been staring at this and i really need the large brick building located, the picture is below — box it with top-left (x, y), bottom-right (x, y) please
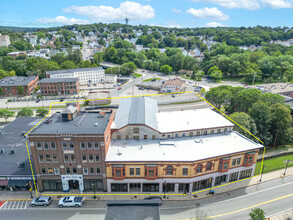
top-left (39, 78), bottom-right (80, 95)
top-left (28, 106), bottom-right (114, 192)
top-left (106, 97), bottom-right (263, 194)
top-left (0, 76), bottom-right (39, 96)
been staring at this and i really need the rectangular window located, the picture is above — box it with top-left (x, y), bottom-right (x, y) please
top-left (41, 168), bottom-right (46, 174)
top-left (116, 170), bottom-right (121, 177)
top-left (83, 168), bottom-right (88, 175)
top-left (249, 157), bottom-right (253, 164)
top-left (148, 169), bottom-right (154, 177)
top-left (175, 134), bottom-right (178, 138)
top-left (125, 135), bottom-right (129, 140)
top-left (88, 142), bottom-right (92, 150)
top-left (80, 142), bottom-right (86, 150)
top-left (232, 158), bottom-right (236, 166)
top-left (95, 155), bottom-right (100, 162)
top-left (82, 155), bottom-right (87, 163)
top-left (62, 142), bottom-right (67, 150)
top-left (48, 168), bottom-right (53, 175)
top-left (50, 142), bottom-right (56, 150)
top-left (96, 167), bottom-right (101, 174)
top-left (152, 135), bottom-right (156, 140)
top-left (94, 142), bottom-right (100, 150)
top-left (130, 168), bottom-right (134, 176)
top-left (217, 129), bottom-right (221, 133)
top-left (182, 133), bottom-right (186, 137)
top-left (239, 169), bottom-right (252, 180)
top-left (189, 132), bottom-right (193, 137)
top-left (39, 155), bottom-right (44, 163)
top-left (36, 142), bottom-right (42, 150)
top-left (46, 155), bottom-right (51, 163)
top-left (167, 134), bottom-right (171, 138)
top-left (71, 155), bottom-right (76, 163)
top-left (203, 130), bottom-right (207, 135)
top-left (133, 127), bottom-right (139, 134)
top-left (52, 155), bottom-right (58, 163)
top-left (44, 142), bottom-right (49, 150)
top-left (182, 168), bottom-right (188, 176)
top-left (90, 167), bottom-right (94, 175)
top-left (54, 168), bottom-right (60, 175)
top-left (64, 155), bottom-right (69, 163)
top-left (136, 168), bottom-right (140, 176)
top-left (89, 155), bottom-right (94, 163)
top-left (133, 135), bottom-right (139, 140)
top-left (72, 168), bottom-right (77, 174)
top-left (237, 157), bottom-right (241, 165)
top-left (229, 172), bottom-right (239, 182)
top-left (69, 142), bottom-right (74, 150)
top-left (66, 168), bottom-right (70, 174)
top-left (224, 162), bottom-right (229, 170)
top-left (196, 131), bottom-right (200, 136)
top-left (211, 130), bottom-right (214, 134)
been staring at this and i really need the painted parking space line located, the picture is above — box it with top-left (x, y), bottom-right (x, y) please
top-left (0, 201), bottom-right (6, 209)
top-left (0, 201), bottom-right (30, 210)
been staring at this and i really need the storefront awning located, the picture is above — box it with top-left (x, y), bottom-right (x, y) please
top-left (8, 180), bottom-right (29, 187)
top-left (0, 180), bottom-right (9, 186)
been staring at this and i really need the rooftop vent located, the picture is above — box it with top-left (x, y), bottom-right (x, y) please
top-left (17, 162), bottom-right (25, 168)
top-left (117, 150), bottom-right (122, 156)
top-left (94, 123), bottom-right (98, 126)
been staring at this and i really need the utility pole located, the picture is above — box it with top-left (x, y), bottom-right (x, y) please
top-left (283, 159), bottom-right (292, 176)
top-left (259, 164), bottom-right (266, 182)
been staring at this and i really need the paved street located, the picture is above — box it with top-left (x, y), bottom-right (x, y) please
top-left (1, 175), bottom-right (293, 219)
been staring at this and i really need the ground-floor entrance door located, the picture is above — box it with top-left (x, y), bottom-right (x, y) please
top-left (69, 180), bottom-right (79, 190)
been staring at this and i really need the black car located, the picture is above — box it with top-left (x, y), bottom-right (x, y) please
top-left (36, 99), bottom-right (40, 103)
top-left (144, 196), bottom-right (162, 205)
top-left (59, 98), bottom-right (65, 102)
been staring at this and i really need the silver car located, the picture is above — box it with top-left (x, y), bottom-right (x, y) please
top-left (31, 196), bottom-right (52, 207)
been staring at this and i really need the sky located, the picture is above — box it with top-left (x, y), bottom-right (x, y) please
top-left (1, 0), bottom-right (293, 28)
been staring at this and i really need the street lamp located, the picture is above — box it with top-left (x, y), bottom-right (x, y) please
top-left (92, 182), bottom-right (96, 199)
top-left (163, 180), bottom-right (166, 199)
top-left (259, 165), bottom-right (266, 182)
top-left (283, 159), bottom-right (292, 176)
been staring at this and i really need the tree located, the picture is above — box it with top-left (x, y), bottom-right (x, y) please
top-left (120, 62), bottom-right (137, 75)
top-left (36, 108), bottom-right (49, 117)
top-left (17, 108), bottom-right (33, 117)
top-left (0, 109), bottom-right (15, 122)
top-left (17, 86), bottom-right (25, 95)
top-left (248, 101), bottom-right (272, 145)
top-left (0, 69), bottom-right (9, 79)
top-left (205, 85), bottom-right (232, 109)
top-left (160, 65), bottom-right (173, 74)
top-left (93, 52), bottom-right (103, 65)
top-left (229, 112), bottom-right (257, 138)
top-left (270, 103), bottom-right (292, 146)
top-left (249, 208), bottom-right (265, 220)
top-left (207, 66), bottom-right (222, 80)
top-left (61, 60), bottom-right (76, 69)
top-left (0, 87), bottom-right (3, 96)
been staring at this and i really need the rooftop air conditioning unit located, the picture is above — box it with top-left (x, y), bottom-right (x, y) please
top-left (17, 162), bottom-right (25, 168)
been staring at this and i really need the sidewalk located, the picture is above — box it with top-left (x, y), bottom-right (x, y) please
top-left (1, 166), bottom-right (293, 202)
top-left (258, 148), bottom-right (293, 160)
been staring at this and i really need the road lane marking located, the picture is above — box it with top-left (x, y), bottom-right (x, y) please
top-left (208, 193), bottom-right (293, 219)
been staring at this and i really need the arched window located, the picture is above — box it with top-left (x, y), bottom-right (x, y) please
top-left (166, 166), bottom-right (173, 175)
top-left (196, 164), bottom-right (202, 173)
top-left (206, 162), bottom-right (212, 171)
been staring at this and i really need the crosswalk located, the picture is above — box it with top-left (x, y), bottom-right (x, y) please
top-left (0, 201), bottom-right (31, 210)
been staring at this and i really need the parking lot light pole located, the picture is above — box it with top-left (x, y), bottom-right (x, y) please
top-left (259, 165), bottom-right (266, 182)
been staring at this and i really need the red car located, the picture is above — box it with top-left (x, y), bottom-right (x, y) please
top-left (117, 87), bottom-right (122, 90)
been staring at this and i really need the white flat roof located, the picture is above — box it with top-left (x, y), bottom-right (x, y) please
top-left (156, 109), bottom-right (234, 133)
top-left (106, 131), bottom-right (263, 162)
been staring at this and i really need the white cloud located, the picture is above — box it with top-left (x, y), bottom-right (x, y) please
top-left (63, 1), bottom-right (155, 23)
top-left (186, 7), bottom-right (229, 21)
top-left (192, 0), bottom-right (293, 10)
top-left (171, 8), bottom-right (182, 13)
top-left (260, 0), bottom-right (293, 9)
top-left (36, 16), bottom-right (89, 25)
top-left (205, 22), bottom-right (226, 27)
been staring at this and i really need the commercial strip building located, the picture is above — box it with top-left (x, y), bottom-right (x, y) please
top-left (250, 83), bottom-right (293, 98)
top-left (39, 78), bottom-right (80, 95)
top-left (28, 105), bottom-right (114, 192)
top-left (0, 117), bottom-right (42, 191)
top-left (46, 67), bottom-right (117, 85)
top-left (160, 78), bottom-right (185, 93)
top-left (106, 97), bottom-right (262, 194)
top-left (0, 76), bottom-right (39, 96)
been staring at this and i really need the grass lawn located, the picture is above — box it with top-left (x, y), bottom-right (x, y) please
top-left (254, 154), bottom-right (293, 175)
top-left (133, 73), bottom-right (142, 78)
top-left (142, 78), bottom-right (161, 82)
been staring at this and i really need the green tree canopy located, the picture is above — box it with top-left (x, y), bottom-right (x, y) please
top-left (229, 112), bottom-right (257, 138)
top-left (17, 108), bottom-right (33, 117)
top-left (249, 208), bottom-right (266, 220)
top-left (0, 109), bottom-right (15, 122)
top-left (36, 108), bottom-right (49, 117)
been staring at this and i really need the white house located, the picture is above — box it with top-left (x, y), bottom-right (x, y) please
top-left (160, 78), bottom-right (185, 93)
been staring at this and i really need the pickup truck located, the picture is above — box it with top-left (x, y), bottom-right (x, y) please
top-left (58, 196), bottom-right (85, 207)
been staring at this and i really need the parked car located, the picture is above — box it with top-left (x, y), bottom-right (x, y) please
top-left (93, 83), bottom-right (97, 86)
top-left (172, 94), bottom-right (175, 98)
top-left (117, 87), bottom-right (122, 90)
top-left (144, 196), bottom-right (162, 205)
top-left (36, 99), bottom-right (40, 103)
top-left (31, 196), bottom-right (52, 207)
top-left (58, 196), bottom-right (85, 208)
top-left (59, 98), bottom-right (65, 102)
top-left (151, 78), bottom-right (156, 82)
top-left (138, 87), bottom-right (142, 90)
